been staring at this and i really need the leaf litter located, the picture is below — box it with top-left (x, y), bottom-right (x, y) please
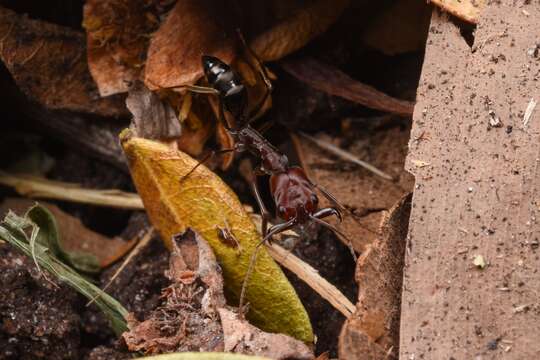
top-left (124, 228), bottom-right (313, 359)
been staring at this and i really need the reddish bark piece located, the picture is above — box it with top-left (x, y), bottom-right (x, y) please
top-left (83, 0), bottom-right (159, 96)
top-left (281, 57), bottom-right (415, 116)
top-left (144, 0), bottom-right (236, 90)
top-left (0, 6), bottom-right (126, 118)
top-left (0, 198), bottom-right (137, 268)
top-left (339, 194), bottom-right (411, 360)
top-left (292, 125), bottom-right (414, 253)
top-left (401, 4), bottom-right (540, 359)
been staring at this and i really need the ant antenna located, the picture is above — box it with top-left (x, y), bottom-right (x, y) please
top-left (309, 215), bottom-right (357, 261)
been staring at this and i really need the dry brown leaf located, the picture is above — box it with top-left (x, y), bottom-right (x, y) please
top-left (144, 0), bottom-right (236, 90)
top-left (0, 6), bottom-right (126, 117)
top-left (338, 194), bottom-right (411, 360)
top-left (126, 82), bottom-right (181, 140)
top-left (251, 0), bottom-right (350, 61)
top-left (219, 308), bottom-right (313, 360)
top-left (83, 0), bottom-right (160, 96)
top-left (281, 57), bottom-right (414, 116)
top-left (123, 229), bottom-right (225, 354)
top-left (0, 198), bottom-right (137, 268)
top-left (430, 0), bottom-right (485, 24)
top-left (362, 0), bottom-right (432, 55)
top-left (291, 127), bottom-right (413, 253)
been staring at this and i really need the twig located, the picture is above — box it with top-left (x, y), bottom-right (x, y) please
top-left (87, 227), bottom-right (155, 306)
top-left (523, 98), bottom-right (537, 127)
top-left (299, 132), bottom-right (394, 180)
top-left (265, 242), bottom-right (356, 318)
top-left (0, 171), bottom-right (144, 210)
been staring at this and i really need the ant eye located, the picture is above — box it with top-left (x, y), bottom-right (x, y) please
top-left (311, 195), bottom-right (318, 205)
top-left (278, 206), bottom-right (287, 217)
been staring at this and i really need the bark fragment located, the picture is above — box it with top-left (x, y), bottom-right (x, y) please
top-left (401, 3), bottom-right (540, 358)
top-left (339, 194), bottom-right (411, 360)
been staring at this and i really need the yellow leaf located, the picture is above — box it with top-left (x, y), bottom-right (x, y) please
top-left (120, 130), bottom-right (313, 343)
top-left (251, 0), bottom-right (350, 62)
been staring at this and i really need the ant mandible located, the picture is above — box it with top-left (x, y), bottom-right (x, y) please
top-left (172, 33), bottom-right (355, 311)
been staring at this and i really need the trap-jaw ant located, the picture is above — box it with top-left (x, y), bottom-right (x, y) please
top-left (173, 45), bottom-right (355, 311)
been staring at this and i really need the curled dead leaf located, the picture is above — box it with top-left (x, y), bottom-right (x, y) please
top-left (83, 0), bottom-right (159, 96)
top-left (144, 0), bottom-right (236, 89)
top-left (251, 0), bottom-right (350, 61)
top-left (120, 130), bottom-right (313, 342)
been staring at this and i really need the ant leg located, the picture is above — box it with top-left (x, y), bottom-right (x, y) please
top-left (249, 175), bottom-right (271, 237)
top-left (238, 217), bottom-right (296, 316)
top-left (309, 214), bottom-right (357, 262)
top-left (312, 207), bottom-right (342, 222)
top-left (313, 183), bottom-right (347, 216)
top-left (246, 165), bottom-right (272, 236)
top-left (180, 148), bottom-right (236, 183)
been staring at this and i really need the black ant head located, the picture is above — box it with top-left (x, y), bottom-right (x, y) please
top-left (270, 167), bottom-right (319, 224)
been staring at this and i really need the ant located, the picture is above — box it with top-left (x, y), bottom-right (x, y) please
top-left (170, 34), bottom-right (355, 312)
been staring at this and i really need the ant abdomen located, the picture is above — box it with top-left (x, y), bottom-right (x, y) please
top-left (202, 55), bottom-right (247, 120)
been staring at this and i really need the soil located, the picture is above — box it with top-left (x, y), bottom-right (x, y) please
top-left (0, 245), bottom-right (82, 360)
